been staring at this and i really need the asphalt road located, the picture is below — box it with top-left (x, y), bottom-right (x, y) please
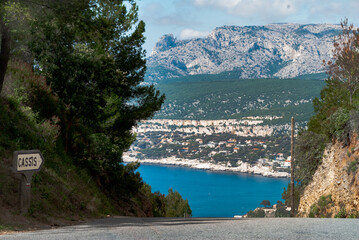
top-left (1, 217), bottom-right (359, 240)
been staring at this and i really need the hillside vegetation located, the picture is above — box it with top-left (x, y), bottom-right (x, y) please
top-left (155, 76), bottom-right (325, 125)
top-left (282, 20), bottom-right (359, 217)
top-left (0, 0), bottom-right (190, 230)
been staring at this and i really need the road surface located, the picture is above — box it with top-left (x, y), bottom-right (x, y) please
top-left (1, 217), bottom-right (359, 240)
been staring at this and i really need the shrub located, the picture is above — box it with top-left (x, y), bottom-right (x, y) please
top-left (348, 210), bottom-right (359, 218)
top-left (166, 188), bottom-right (192, 217)
top-left (275, 205), bottom-right (290, 217)
top-left (335, 110), bottom-right (359, 146)
top-left (294, 131), bottom-right (328, 186)
top-left (347, 160), bottom-right (358, 174)
top-left (308, 195), bottom-right (333, 218)
top-left (282, 183), bottom-right (302, 214)
top-left (328, 108), bottom-right (350, 140)
top-left (247, 209), bottom-right (265, 218)
top-left (334, 206), bottom-right (347, 218)
top-left (141, 184), bottom-right (166, 217)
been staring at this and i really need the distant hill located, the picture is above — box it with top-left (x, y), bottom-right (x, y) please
top-left (153, 74), bottom-right (325, 125)
top-left (146, 23), bottom-right (340, 82)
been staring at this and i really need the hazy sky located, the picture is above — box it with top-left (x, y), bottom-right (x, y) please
top-left (137, 0), bottom-right (359, 56)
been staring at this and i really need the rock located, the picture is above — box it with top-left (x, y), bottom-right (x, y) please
top-left (297, 139), bottom-right (359, 217)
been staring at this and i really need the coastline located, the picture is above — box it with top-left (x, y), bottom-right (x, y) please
top-left (123, 154), bottom-right (290, 178)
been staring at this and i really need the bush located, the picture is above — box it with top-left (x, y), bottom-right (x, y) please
top-left (141, 184), bottom-right (166, 217)
top-left (328, 108), bottom-right (350, 141)
top-left (334, 206), bottom-right (347, 218)
top-left (294, 131), bottom-right (328, 186)
top-left (282, 183), bottom-right (302, 215)
top-left (247, 209), bottom-right (265, 218)
top-left (348, 210), bottom-right (359, 218)
top-left (308, 195), bottom-right (333, 218)
top-left (275, 205), bottom-right (290, 217)
top-left (347, 160), bottom-right (358, 174)
top-left (165, 188), bottom-right (192, 217)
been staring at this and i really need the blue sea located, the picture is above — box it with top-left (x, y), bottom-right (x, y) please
top-left (136, 163), bottom-right (290, 217)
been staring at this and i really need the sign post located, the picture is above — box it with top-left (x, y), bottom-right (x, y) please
top-left (13, 150), bottom-right (45, 214)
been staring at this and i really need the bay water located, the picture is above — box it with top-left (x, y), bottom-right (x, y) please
top-left (137, 163), bottom-right (290, 217)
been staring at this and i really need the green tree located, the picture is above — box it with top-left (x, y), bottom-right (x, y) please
top-left (0, 1), bottom-right (11, 92)
top-left (166, 188), bottom-right (192, 217)
top-left (308, 78), bottom-right (348, 135)
top-left (29, 0), bottom-right (165, 198)
top-left (324, 19), bottom-right (359, 107)
top-left (310, 19), bottom-right (359, 136)
top-left (282, 183), bottom-right (301, 215)
top-left (0, 0), bottom-right (33, 93)
top-left (260, 200), bottom-right (271, 208)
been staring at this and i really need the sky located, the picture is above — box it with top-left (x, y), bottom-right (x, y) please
top-left (137, 0), bottom-right (359, 56)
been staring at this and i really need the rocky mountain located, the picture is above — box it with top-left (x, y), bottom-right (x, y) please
top-left (146, 24), bottom-right (341, 82)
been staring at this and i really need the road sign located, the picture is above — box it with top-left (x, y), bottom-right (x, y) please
top-left (13, 150), bottom-right (44, 172)
top-left (13, 150), bottom-right (45, 214)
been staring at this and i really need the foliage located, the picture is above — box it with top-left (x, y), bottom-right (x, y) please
top-left (140, 184), bottom-right (166, 217)
top-left (308, 78), bottom-right (349, 135)
top-left (0, 96), bottom-right (118, 221)
top-left (27, 0), bottom-right (165, 201)
top-left (334, 206), bottom-right (347, 218)
top-left (282, 19), bottom-right (359, 218)
top-left (140, 185), bottom-right (192, 217)
top-left (308, 195), bottom-right (333, 218)
top-left (308, 19), bottom-right (359, 140)
top-left (0, 225), bottom-right (14, 231)
top-left (282, 183), bottom-right (302, 215)
top-left (347, 159), bottom-right (358, 174)
top-left (294, 131), bottom-right (327, 186)
top-left (348, 210), bottom-right (359, 218)
top-left (275, 201), bottom-right (290, 217)
top-left (324, 19), bottom-right (359, 106)
top-left (165, 188), bottom-right (192, 217)
top-left (155, 77), bottom-right (324, 124)
top-left (247, 209), bottom-right (265, 218)
top-left (333, 206), bottom-right (359, 218)
top-left (260, 200), bottom-right (271, 208)
top-left (0, 0), bottom-right (194, 226)
top-left (0, 0), bottom-right (36, 94)
top-left (275, 208), bottom-right (290, 217)
top-left (328, 108), bottom-right (350, 140)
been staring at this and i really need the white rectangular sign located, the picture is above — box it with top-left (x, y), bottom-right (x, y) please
top-left (13, 150), bottom-right (44, 172)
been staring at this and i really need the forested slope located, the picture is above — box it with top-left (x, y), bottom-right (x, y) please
top-left (155, 76), bottom-right (325, 125)
top-left (0, 0), bottom-right (190, 230)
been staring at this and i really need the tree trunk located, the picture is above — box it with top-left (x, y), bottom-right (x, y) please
top-left (0, 22), bottom-right (11, 94)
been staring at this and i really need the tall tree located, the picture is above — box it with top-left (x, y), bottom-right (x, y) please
top-left (324, 19), bottom-right (359, 107)
top-left (0, 0), bottom-right (36, 94)
top-left (0, 0), bottom-right (13, 93)
top-left (30, 0), bottom-right (165, 195)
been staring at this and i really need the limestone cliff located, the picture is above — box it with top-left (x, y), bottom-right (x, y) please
top-left (147, 24), bottom-right (341, 82)
top-left (298, 138), bottom-right (359, 217)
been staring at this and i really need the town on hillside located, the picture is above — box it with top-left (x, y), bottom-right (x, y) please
top-left (127, 118), bottom-right (293, 174)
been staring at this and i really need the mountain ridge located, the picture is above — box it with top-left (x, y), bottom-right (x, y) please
top-left (146, 23), bottom-right (341, 82)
